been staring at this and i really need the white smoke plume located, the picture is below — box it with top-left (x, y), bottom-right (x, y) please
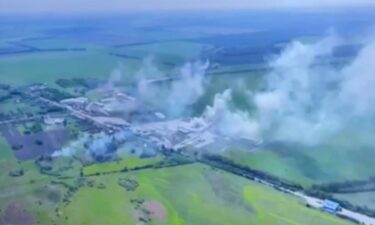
top-left (136, 60), bottom-right (209, 117)
top-left (203, 89), bottom-right (261, 142)
top-left (166, 61), bottom-right (209, 117)
top-left (254, 36), bottom-right (375, 145)
top-left (54, 35), bottom-right (375, 157)
top-left (52, 134), bottom-right (89, 157)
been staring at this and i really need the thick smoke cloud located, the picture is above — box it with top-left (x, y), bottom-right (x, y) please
top-left (166, 61), bottom-right (209, 117)
top-left (52, 131), bottom-right (131, 159)
top-left (136, 60), bottom-right (209, 117)
top-left (53, 36), bottom-right (375, 158)
top-left (202, 89), bottom-right (261, 142)
top-left (338, 42), bottom-right (375, 115)
top-left (254, 36), bottom-right (375, 145)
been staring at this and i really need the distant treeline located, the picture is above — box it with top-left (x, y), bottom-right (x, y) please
top-left (56, 78), bottom-right (104, 89)
top-left (312, 177), bottom-right (375, 194)
top-left (83, 153), bottom-right (194, 177)
top-left (0, 47), bottom-right (86, 56)
top-left (200, 154), bottom-right (303, 192)
top-left (41, 88), bottom-right (74, 101)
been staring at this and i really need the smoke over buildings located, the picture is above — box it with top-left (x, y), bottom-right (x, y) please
top-left (53, 34), bottom-right (375, 159)
top-left (202, 89), bottom-right (261, 142)
top-left (135, 60), bottom-right (210, 117)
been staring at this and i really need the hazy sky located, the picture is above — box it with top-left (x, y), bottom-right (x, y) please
top-left (1, 0), bottom-right (375, 14)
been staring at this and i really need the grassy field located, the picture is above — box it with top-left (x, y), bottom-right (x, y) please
top-left (222, 127), bottom-right (375, 188)
top-left (335, 191), bottom-right (375, 210)
top-left (116, 41), bottom-right (211, 65)
top-left (0, 50), bottom-right (141, 86)
top-left (0, 136), bottom-right (354, 225)
top-left (0, 136), bottom-right (52, 188)
top-left (0, 98), bottom-right (40, 114)
top-left (20, 38), bottom-right (89, 49)
top-left (83, 155), bottom-right (164, 176)
top-left (58, 164), bottom-right (352, 225)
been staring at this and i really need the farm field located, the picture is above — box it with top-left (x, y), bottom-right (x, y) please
top-left (0, 145), bottom-right (353, 225)
top-left (57, 164), bottom-right (352, 225)
top-left (0, 136), bottom-right (51, 190)
top-left (0, 50), bottom-right (142, 86)
top-left (113, 41), bottom-right (211, 66)
top-left (83, 155), bottom-right (165, 176)
top-left (223, 134), bottom-right (375, 188)
top-left (335, 192), bottom-right (375, 211)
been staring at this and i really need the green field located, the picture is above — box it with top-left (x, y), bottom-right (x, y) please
top-left (83, 155), bottom-right (164, 176)
top-left (57, 164), bottom-right (352, 225)
top-left (21, 38), bottom-right (89, 49)
top-left (335, 191), bottom-right (375, 210)
top-left (0, 136), bottom-right (54, 203)
top-left (223, 128), bottom-right (375, 188)
top-left (116, 41), bottom-right (211, 65)
top-left (0, 138), bottom-right (354, 225)
top-left (0, 50), bottom-right (141, 86)
top-left (0, 98), bottom-right (40, 114)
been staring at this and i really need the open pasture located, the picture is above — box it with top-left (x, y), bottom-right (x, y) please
top-left (59, 164), bottom-right (352, 225)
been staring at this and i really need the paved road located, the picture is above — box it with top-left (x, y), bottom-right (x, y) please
top-left (291, 191), bottom-right (375, 225)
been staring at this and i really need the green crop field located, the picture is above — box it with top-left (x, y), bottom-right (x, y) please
top-left (223, 127), bottom-right (375, 187)
top-left (0, 137), bottom-right (51, 191)
top-left (116, 41), bottom-right (211, 65)
top-left (20, 38), bottom-right (89, 49)
top-left (0, 50), bottom-right (141, 86)
top-left (335, 191), bottom-right (375, 210)
top-left (83, 155), bottom-right (164, 176)
top-left (1, 149), bottom-right (353, 225)
top-left (56, 164), bottom-right (352, 225)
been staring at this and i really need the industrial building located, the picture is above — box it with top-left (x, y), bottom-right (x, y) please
top-left (321, 200), bottom-right (341, 214)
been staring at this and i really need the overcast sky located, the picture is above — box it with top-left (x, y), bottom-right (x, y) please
top-left (1, 0), bottom-right (375, 14)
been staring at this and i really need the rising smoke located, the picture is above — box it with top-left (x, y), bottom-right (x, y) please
top-left (53, 35), bottom-right (375, 158)
top-left (202, 89), bottom-right (261, 142)
top-left (166, 61), bottom-right (209, 117)
top-left (136, 60), bottom-right (209, 117)
top-left (254, 36), bottom-right (375, 145)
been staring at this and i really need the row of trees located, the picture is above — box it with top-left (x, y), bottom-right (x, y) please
top-left (200, 154), bottom-right (303, 192)
top-left (56, 78), bottom-right (102, 89)
top-left (311, 177), bottom-right (375, 193)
